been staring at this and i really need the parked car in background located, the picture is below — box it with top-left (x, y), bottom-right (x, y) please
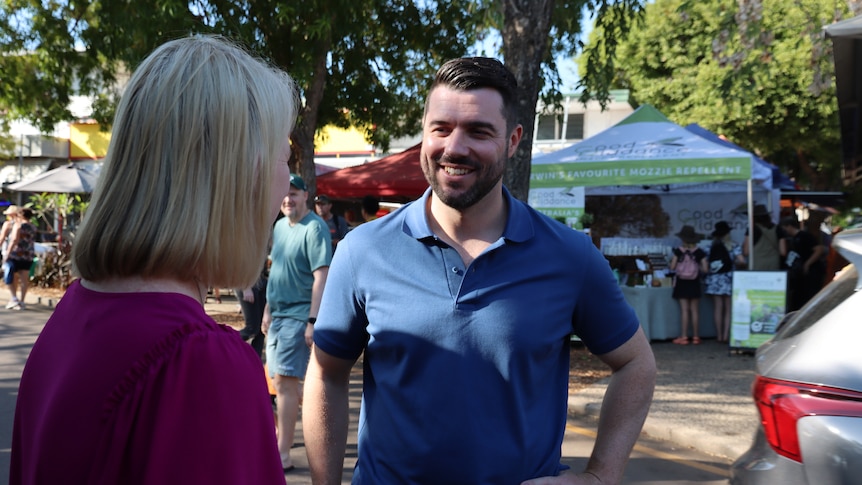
top-left (730, 227), bottom-right (862, 484)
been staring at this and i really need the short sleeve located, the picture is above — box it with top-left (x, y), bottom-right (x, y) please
top-left (314, 238), bottom-right (368, 360)
top-left (572, 240), bottom-right (640, 355)
top-left (307, 218), bottom-right (333, 271)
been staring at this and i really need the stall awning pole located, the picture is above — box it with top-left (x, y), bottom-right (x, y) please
top-left (747, 179), bottom-right (755, 270)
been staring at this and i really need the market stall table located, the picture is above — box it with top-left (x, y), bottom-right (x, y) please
top-left (620, 286), bottom-right (716, 341)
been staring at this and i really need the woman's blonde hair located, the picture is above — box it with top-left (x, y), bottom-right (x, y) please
top-left (73, 35), bottom-right (298, 288)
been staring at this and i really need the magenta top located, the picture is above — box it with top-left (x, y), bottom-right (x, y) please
top-left (11, 280), bottom-right (285, 484)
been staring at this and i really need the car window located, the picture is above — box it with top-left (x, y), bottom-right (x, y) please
top-left (776, 265), bottom-right (859, 339)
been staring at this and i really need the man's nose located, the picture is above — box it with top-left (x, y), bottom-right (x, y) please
top-left (442, 129), bottom-right (471, 159)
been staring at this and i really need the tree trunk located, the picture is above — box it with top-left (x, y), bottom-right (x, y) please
top-left (795, 147), bottom-right (827, 190)
top-left (289, 33), bottom-right (333, 206)
top-left (500, 0), bottom-right (555, 201)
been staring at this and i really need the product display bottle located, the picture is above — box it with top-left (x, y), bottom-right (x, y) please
top-left (732, 289), bottom-right (751, 325)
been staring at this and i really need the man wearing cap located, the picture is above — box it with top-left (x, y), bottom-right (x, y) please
top-left (313, 194), bottom-right (349, 252)
top-left (262, 174), bottom-right (332, 473)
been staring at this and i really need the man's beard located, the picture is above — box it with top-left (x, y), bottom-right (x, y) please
top-left (422, 154), bottom-right (505, 210)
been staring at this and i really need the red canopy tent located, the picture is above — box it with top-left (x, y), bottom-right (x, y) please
top-left (315, 143), bottom-right (427, 202)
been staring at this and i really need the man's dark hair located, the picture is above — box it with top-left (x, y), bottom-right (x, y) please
top-left (21, 208), bottom-right (33, 219)
top-left (361, 195), bottom-right (379, 216)
top-left (426, 57), bottom-right (519, 131)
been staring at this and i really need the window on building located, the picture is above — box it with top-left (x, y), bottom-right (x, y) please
top-left (536, 113), bottom-right (585, 140)
top-left (536, 114), bottom-right (558, 140)
top-left (565, 114), bottom-right (584, 140)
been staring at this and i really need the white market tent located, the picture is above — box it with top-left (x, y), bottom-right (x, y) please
top-left (529, 105), bottom-right (778, 265)
top-left (530, 104), bottom-right (774, 194)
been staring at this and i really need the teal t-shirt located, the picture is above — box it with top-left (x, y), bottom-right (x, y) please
top-left (267, 211), bottom-right (332, 320)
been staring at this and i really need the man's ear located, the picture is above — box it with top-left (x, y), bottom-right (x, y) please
top-left (508, 124), bottom-right (523, 158)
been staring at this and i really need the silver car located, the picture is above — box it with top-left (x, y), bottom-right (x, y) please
top-left (731, 227), bottom-right (862, 485)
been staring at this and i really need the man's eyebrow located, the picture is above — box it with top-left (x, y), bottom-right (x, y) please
top-left (427, 119), bottom-right (499, 133)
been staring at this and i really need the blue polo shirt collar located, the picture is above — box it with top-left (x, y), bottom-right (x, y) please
top-left (402, 187), bottom-right (534, 244)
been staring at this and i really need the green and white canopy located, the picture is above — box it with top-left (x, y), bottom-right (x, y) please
top-left (530, 105), bottom-right (773, 194)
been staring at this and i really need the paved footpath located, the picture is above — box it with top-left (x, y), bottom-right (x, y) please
top-left (0, 294), bottom-right (55, 485)
top-left (1, 292), bottom-right (760, 484)
top-left (570, 338), bottom-right (760, 461)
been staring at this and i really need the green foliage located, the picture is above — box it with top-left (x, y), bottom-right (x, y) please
top-left (25, 192), bottom-right (89, 237)
top-left (599, 0), bottom-right (850, 191)
top-left (575, 0), bottom-right (645, 107)
top-left (1, 0), bottom-right (644, 201)
top-left (31, 243), bottom-right (73, 290)
top-left (0, 1), bottom-right (479, 145)
top-left (24, 192), bottom-right (85, 289)
top-left (0, 132), bottom-right (16, 159)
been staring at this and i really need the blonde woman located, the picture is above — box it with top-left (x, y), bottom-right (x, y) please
top-left (12, 36), bottom-right (298, 484)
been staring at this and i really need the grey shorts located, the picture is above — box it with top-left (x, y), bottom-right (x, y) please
top-left (266, 316), bottom-right (310, 378)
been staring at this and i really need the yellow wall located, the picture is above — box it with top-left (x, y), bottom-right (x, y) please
top-left (70, 122), bottom-right (110, 159)
top-left (315, 126), bottom-right (373, 156)
top-left (68, 123), bottom-right (370, 159)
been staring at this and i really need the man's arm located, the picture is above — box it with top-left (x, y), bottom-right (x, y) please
top-left (261, 303), bottom-right (272, 335)
top-left (521, 328), bottom-right (655, 485)
top-left (303, 346), bottom-right (355, 484)
top-left (804, 243), bottom-right (826, 274)
top-left (587, 328), bottom-right (656, 484)
top-left (306, 266), bottom-right (329, 346)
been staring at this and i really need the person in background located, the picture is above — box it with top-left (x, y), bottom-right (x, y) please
top-left (780, 215), bottom-right (826, 312)
top-left (1, 207), bottom-right (36, 310)
top-left (314, 194), bottom-right (350, 252)
top-left (669, 225), bottom-right (709, 345)
top-left (359, 194), bottom-right (380, 222)
top-left (303, 56), bottom-right (656, 484)
top-left (0, 205), bottom-right (22, 301)
top-left (0, 205), bottom-right (17, 259)
top-left (742, 204), bottom-right (782, 271)
top-left (262, 174), bottom-right (331, 473)
top-left (235, 258), bottom-right (269, 359)
top-left (704, 221), bottom-right (745, 343)
top-left (342, 209), bottom-right (359, 227)
top-left (11, 35), bottom-right (299, 484)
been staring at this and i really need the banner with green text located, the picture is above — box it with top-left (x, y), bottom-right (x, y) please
top-left (530, 104), bottom-right (766, 189)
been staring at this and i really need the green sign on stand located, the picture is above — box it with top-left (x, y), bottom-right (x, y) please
top-left (730, 271), bottom-right (788, 351)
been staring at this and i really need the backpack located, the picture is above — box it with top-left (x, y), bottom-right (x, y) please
top-left (675, 249), bottom-right (700, 280)
top-left (708, 240), bottom-right (733, 274)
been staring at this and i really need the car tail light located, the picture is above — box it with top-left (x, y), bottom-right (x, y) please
top-left (753, 376), bottom-right (862, 462)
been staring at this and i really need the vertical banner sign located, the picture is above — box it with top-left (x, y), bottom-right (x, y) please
top-left (527, 186), bottom-right (586, 228)
top-left (730, 271), bottom-right (788, 350)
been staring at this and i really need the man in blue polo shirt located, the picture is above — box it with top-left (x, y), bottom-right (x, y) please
top-left (303, 57), bottom-right (656, 484)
